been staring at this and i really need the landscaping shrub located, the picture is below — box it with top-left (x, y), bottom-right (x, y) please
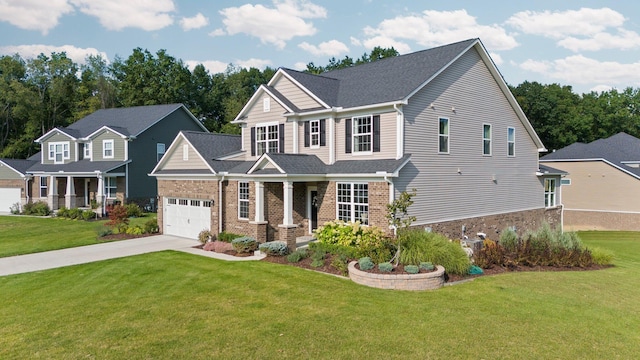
top-left (378, 262), bottom-right (393, 272)
top-left (259, 241), bottom-right (289, 256)
top-left (308, 241), bottom-right (358, 260)
top-left (499, 227), bottom-right (519, 252)
top-left (198, 229), bottom-right (212, 244)
top-left (82, 210), bottom-right (95, 221)
top-left (56, 206), bottom-right (69, 218)
top-left (419, 262), bottom-right (434, 271)
top-left (125, 203), bottom-right (144, 218)
top-left (474, 239), bottom-right (506, 269)
top-left (231, 236), bottom-right (258, 253)
top-left (68, 208), bottom-right (83, 220)
top-left (404, 264), bottom-right (419, 274)
top-left (358, 257), bottom-right (375, 271)
top-left (96, 225), bottom-right (113, 237)
top-left (310, 258), bottom-right (324, 268)
top-left (330, 254), bottom-right (349, 276)
top-left (589, 247), bottom-right (614, 265)
top-left (125, 225), bottom-right (144, 235)
top-left (208, 241), bottom-right (233, 253)
top-left (396, 229), bottom-right (471, 275)
top-left (106, 205), bottom-right (129, 232)
top-left (22, 201), bottom-right (51, 216)
top-left (10, 202), bottom-right (20, 215)
top-left (218, 231), bottom-right (242, 243)
top-left (314, 220), bottom-right (393, 263)
top-left (287, 249), bottom-right (308, 263)
top-left (143, 218), bottom-right (159, 234)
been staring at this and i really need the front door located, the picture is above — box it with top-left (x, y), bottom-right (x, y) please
top-left (310, 190), bottom-right (318, 232)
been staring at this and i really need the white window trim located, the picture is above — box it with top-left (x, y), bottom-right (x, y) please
top-left (183, 144), bottom-right (189, 161)
top-left (238, 181), bottom-right (250, 220)
top-left (438, 117), bottom-right (449, 154)
top-left (105, 177), bottom-right (117, 199)
top-left (544, 178), bottom-right (556, 208)
top-left (103, 139), bottom-right (114, 159)
top-left (561, 178), bottom-right (571, 185)
top-left (483, 123), bottom-right (492, 156)
top-left (336, 182), bottom-right (369, 225)
top-left (255, 121), bottom-right (280, 157)
top-left (84, 142), bottom-right (92, 160)
top-left (310, 119), bottom-right (320, 149)
top-left (48, 141), bottom-right (70, 164)
top-left (39, 177), bottom-right (48, 198)
top-left (507, 127), bottom-right (515, 157)
top-left (352, 115), bottom-right (373, 155)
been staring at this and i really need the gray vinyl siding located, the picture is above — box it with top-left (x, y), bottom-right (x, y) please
top-left (396, 47), bottom-right (543, 224)
top-left (297, 120), bottom-right (330, 163)
top-left (335, 111), bottom-right (397, 161)
top-left (161, 137), bottom-right (209, 170)
top-left (0, 163), bottom-right (22, 179)
top-left (42, 133), bottom-right (75, 165)
top-left (272, 76), bottom-right (323, 110)
top-left (240, 94), bottom-right (289, 160)
top-left (92, 131), bottom-right (125, 161)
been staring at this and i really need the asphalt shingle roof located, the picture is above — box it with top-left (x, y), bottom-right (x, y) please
top-left (540, 132), bottom-right (640, 176)
top-left (28, 160), bottom-right (129, 173)
top-left (282, 38), bottom-right (477, 108)
top-left (182, 131), bottom-right (242, 160)
top-left (0, 158), bottom-right (37, 175)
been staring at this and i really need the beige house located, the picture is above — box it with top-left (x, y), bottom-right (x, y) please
top-left (151, 39), bottom-right (559, 248)
top-left (540, 132), bottom-right (640, 231)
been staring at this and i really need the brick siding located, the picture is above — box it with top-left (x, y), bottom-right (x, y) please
top-left (157, 179), bottom-right (218, 235)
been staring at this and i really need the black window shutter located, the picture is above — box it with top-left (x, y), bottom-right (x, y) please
top-left (373, 115), bottom-right (380, 152)
top-left (279, 123), bottom-right (285, 153)
top-left (250, 127), bottom-right (256, 156)
top-left (304, 121), bottom-right (310, 147)
top-left (345, 118), bottom-right (352, 153)
top-left (320, 119), bottom-right (326, 146)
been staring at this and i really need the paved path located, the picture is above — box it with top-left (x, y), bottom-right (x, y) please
top-left (0, 235), bottom-right (198, 276)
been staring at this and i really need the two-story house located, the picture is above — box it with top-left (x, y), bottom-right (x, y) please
top-left (151, 39), bottom-right (562, 247)
top-left (0, 104), bottom-right (207, 214)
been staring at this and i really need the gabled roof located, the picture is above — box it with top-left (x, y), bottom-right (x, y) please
top-left (0, 158), bottom-right (37, 176)
top-left (538, 164), bottom-right (568, 176)
top-left (328, 155), bottom-right (411, 175)
top-left (540, 132), bottom-right (640, 177)
top-left (248, 153), bottom-right (327, 175)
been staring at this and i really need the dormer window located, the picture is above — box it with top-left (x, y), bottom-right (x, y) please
top-left (48, 142), bottom-right (70, 164)
top-left (103, 140), bottom-right (114, 158)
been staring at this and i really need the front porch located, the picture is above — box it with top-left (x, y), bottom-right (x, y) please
top-left (36, 174), bottom-right (125, 214)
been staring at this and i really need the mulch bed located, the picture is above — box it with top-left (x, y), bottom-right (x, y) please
top-left (98, 233), bottom-right (154, 241)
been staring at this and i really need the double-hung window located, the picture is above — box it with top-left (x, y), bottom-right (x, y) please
top-left (256, 124), bottom-right (279, 155)
top-left (544, 178), bottom-right (556, 207)
top-left (483, 124), bottom-right (492, 156)
top-left (39, 177), bottom-right (48, 198)
top-left (83, 143), bottom-right (92, 159)
top-left (157, 143), bottom-right (165, 162)
top-left (337, 183), bottom-right (369, 225)
top-left (352, 116), bottom-right (372, 153)
top-left (105, 177), bottom-right (117, 199)
top-left (238, 181), bottom-right (249, 219)
top-left (48, 142), bottom-right (69, 163)
top-left (507, 127), bottom-right (515, 156)
top-left (310, 120), bottom-right (320, 148)
top-left (439, 117), bottom-right (449, 153)
top-left (103, 140), bottom-right (114, 159)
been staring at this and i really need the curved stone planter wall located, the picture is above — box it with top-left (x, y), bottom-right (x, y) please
top-left (348, 262), bottom-right (445, 290)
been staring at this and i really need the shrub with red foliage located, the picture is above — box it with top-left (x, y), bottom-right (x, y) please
top-left (105, 205), bottom-right (129, 232)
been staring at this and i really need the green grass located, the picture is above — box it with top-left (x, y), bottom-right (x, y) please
top-left (0, 215), bottom-right (153, 258)
top-left (0, 230), bottom-right (639, 359)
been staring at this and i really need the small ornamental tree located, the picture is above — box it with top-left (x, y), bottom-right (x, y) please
top-left (386, 189), bottom-right (417, 265)
top-left (106, 204), bottom-right (129, 232)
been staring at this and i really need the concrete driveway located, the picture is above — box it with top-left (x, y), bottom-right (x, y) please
top-left (0, 235), bottom-right (197, 276)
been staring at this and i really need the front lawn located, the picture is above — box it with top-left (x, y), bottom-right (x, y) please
top-left (0, 231), bottom-right (638, 359)
top-left (0, 215), bottom-right (153, 258)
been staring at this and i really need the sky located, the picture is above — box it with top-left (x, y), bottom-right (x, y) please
top-left (1, 0), bottom-right (640, 94)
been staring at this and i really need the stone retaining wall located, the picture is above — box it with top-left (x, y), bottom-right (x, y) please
top-left (348, 262), bottom-right (445, 290)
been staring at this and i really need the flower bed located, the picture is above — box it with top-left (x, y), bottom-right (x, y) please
top-left (348, 261), bottom-right (445, 290)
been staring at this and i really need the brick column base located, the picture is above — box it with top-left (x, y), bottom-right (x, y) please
top-left (278, 224), bottom-right (298, 251)
top-left (250, 221), bottom-right (268, 243)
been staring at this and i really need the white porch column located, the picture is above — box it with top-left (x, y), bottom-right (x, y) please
top-left (96, 174), bottom-right (104, 215)
top-left (254, 181), bottom-right (265, 222)
top-left (65, 175), bottom-right (76, 208)
top-left (47, 175), bottom-right (58, 210)
top-left (282, 181), bottom-right (293, 226)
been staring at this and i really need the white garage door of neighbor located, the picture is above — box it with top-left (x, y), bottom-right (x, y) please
top-left (164, 198), bottom-right (212, 240)
top-left (0, 188), bottom-right (21, 213)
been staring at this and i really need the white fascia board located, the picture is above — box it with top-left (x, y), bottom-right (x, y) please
top-left (232, 85), bottom-right (294, 123)
top-left (34, 128), bottom-right (76, 143)
top-left (246, 153), bottom-right (286, 174)
top-left (150, 132), bottom-right (216, 175)
top-left (84, 125), bottom-right (129, 140)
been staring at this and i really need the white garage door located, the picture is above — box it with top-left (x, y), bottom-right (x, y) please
top-left (164, 198), bottom-right (212, 240)
top-left (0, 188), bottom-right (21, 214)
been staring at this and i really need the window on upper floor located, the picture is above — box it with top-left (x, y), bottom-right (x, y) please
top-left (157, 143), bottom-right (165, 162)
top-left (40, 177), bottom-right (48, 198)
top-left (483, 124), bottom-right (492, 156)
top-left (251, 123), bottom-right (284, 157)
top-left (105, 177), bottom-right (117, 199)
top-left (84, 142), bottom-right (92, 160)
top-left (507, 127), bottom-right (515, 157)
top-left (544, 178), bottom-right (556, 207)
top-left (304, 119), bottom-right (326, 149)
top-left (336, 182), bottom-right (369, 225)
top-left (263, 97), bottom-right (270, 112)
top-left (439, 117), bottom-right (449, 153)
top-left (238, 181), bottom-right (249, 219)
top-left (48, 142), bottom-right (70, 164)
top-left (183, 144), bottom-right (189, 161)
top-left (345, 115), bottom-right (380, 154)
top-left (103, 140), bottom-right (114, 159)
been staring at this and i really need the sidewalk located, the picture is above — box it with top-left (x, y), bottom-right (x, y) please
top-left (0, 235), bottom-right (261, 277)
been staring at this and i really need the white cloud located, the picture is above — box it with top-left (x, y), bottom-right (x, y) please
top-left (0, 44), bottom-right (108, 64)
top-left (362, 9), bottom-right (518, 53)
top-left (362, 36), bottom-right (411, 54)
top-left (208, 28), bottom-right (226, 37)
top-left (589, 84), bottom-right (614, 93)
top-left (350, 37), bottom-right (362, 47)
top-left (0, 0), bottom-right (73, 35)
top-left (489, 52), bottom-right (503, 65)
top-left (298, 40), bottom-right (349, 56)
top-left (185, 60), bottom-right (229, 74)
top-left (219, 0), bottom-right (327, 49)
top-left (237, 58), bottom-right (273, 69)
top-left (180, 13), bottom-right (208, 31)
top-left (293, 62), bottom-right (307, 70)
top-left (70, 0), bottom-right (175, 31)
top-left (518, 55), bottom-right (640, 89)
top-left (558, 29), bottom-right (640, 52)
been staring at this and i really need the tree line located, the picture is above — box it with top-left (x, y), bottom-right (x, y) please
top-left (1, 47), bottom-right (639, 159)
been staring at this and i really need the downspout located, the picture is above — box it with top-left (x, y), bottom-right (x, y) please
top-left (218, 172), bottom-right (227, 234)
top-left (383, 173), bottom-right (395, 236)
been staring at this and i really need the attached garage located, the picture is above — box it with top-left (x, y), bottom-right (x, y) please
top-left (163, 197), bottom-right (212, 239)
top-left (0, 187), bottom-right (21, 213)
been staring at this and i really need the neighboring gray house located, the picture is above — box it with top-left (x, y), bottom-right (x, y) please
top-left (151, 38), bottom-right (559, 246)
top-left (0, 104), bottom-right (207, 213)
